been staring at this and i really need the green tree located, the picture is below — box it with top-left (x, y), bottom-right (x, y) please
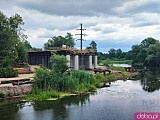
top-left (15, 42), bottom-right (27, 63)
top-left (141, 37), bottom-right (158, 48)
top-left (0, 12), bottom-right (24, 67)
top-left (116, 49), bottom-right (122, 59)
top-left (129, 37), bottom-right (158, 66)
top-left (97, 52), bottom-right (108, 60)
top-left (23, 40), bottom-right (32, 50)
top-left (108, 48), bottom-right (116, 59)
top-left (50, 52), bottom-right (68, 75)
top-left (44, 33), bottom-right (75, 50)
top-left (86, 41), bottom-right (97, 50)
top-left (65, 32), bottom-right (75, 47)
top-left (146, 42), bottom-right (160, 67)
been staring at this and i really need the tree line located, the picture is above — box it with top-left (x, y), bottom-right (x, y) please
top-left (97, 37), bottom-right (160, 68)
top-left (1, 11), bottom-right (159, 78)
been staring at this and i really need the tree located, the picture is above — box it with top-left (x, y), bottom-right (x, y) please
top-left (65, 32), bottom-right (75, 47)
top-left (50, 52), bottom-right (68, 75)
top-left (86, 41), bottom-right (97, 50)
top-left (97, 52), bottom-right (108, 60)
top-left (23, 40), bottom-right (32, 50)
top-left (15, 42), bottom-right (27, 63)
top-left (128, 37), bottom-right (158, 66)
top-left (0, 12), bottom-right (24, 67)
top-left (0, 12), bottom-right (28, 77)
top-left (146, 43), bottom-right (160, 67)
top-left (44, 33), bottom-right (75, 50)
top-left (108, 48), bottom-right (116, 59)
top-left (141, 37), bottom-right (158, 48)
top-left (116, 49), bottom-right (122, 59)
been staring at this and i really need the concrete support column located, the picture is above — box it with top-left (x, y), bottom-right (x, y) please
top-left (66, 55), bottom-right (70, 67)
top-left (89, 55), bottom-right (93, 69)
top-left (74, 55), bottom-right (79, 70)
top-left (94, 55), bottom-right (97, 68)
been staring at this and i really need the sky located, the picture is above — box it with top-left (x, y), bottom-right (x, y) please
top-left (1, 0), bottom-right (160, 53)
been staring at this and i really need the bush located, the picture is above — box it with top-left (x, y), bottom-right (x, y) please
top-left (77, 83), bottom-right (96, 92)
top-left (60, 75), bottom-right (79, 92)
top-left (24, 91), bottom-right (59, 101)
top-left (0, 91), bottom-right (6, 98)
top-left (95, 73), bottom-right (106, 81)
top-left (0, 67), bottom-right (18, 78)
top-left (121, 72), bottom-right (128, 77)
top-left (33, 53), bottom-right (99, 100)
top-left (109, 66), bottom-right (125, 71)
top-left (106, 74), bottom-right (116, 80)
top-left (70, 70), bottom-right (96, 84)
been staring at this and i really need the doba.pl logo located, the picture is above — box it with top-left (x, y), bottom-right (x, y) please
top-left (134, 112), bottom-right (160, 120)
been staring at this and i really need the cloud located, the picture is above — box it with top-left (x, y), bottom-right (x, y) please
top-left (0, 0), bottom-right (160, 52)
top-left (16, 0), bottom-right (128, 16)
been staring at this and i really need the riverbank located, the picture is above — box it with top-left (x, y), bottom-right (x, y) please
top-left (0, 69), bottom-right (138, 100)
top-left (0, 84), bottom-right (32, 98)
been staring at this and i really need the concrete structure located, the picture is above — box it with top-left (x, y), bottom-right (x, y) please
top-left (28, 48), bottom-right (97, 70)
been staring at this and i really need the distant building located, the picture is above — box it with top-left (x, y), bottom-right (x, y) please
top-left (28, 48), bottom-right (97, 70)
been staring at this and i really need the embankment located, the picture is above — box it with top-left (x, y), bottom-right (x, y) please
top-left (0, 84), bottom-right (32, 97)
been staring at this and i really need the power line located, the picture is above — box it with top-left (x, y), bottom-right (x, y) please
top-left (75, 23), bottom-right (87, 50)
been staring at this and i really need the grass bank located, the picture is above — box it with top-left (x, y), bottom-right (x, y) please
top-left (99, 59), bottom-right (132, 66)
top-left (23, 66), bottom-right (101, 101)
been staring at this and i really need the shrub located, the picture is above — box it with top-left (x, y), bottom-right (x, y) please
top-left (121, 72), bottom-right (128, 77)
top-left (77, 83), bottom-right (96, 92)
top-left (95, 73), bottom-right (106, 81)
top-left (60, 75), bottom-right (79, 92)
top-left (33, 53), bottom-right (99, 97)
top-left (0, 67), bottom-right (18, 78)
top-left (109, 66), bottom-right (125, 71)
top-left (0, 91), bottom-right (6, 98)
top-left (50, 53), bottom-right (68, 74)
top-left (70, 70), bottom-right (96, 84)
top-left (106, 74), bottom-right (116, 80)
top-left (24, 91), bottom-right (59, 101)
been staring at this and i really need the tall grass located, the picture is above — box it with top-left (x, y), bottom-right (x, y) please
top-left (24, 90), bottom-right (59, 101)
top-left (99, 59), bottom-right (132, 66)
top-left (29, 54), bottom-right (100, 100)
top-left (109, 66), bottom-right (125, 71)
top-left (33, 67), bottom-right (99, 95)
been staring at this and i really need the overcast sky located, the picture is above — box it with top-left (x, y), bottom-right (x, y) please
top-left (1, 0), bottom-right (160, 52)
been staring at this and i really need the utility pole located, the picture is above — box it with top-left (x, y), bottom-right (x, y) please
top-left (76, 23), bottom-right (86, 50)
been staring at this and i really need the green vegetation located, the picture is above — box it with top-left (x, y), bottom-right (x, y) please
top-left (24, 91), bottom-right (59, 101)
top-left (106, 72), bottom-right (129, 81)
top-left (86, 41), bottom-right (97, 52)
top-left (0, 67), bottom-right (18, 78)
top-left (108, 66), bottom-right (125, 71)
top-left (97, 37), bottom-right (160, 68)
top-left (126, 37), bottom-right (159, 67)
top-left (0, 12), bottom-right (32, 78)
top-left (44, 32), bottom-right (75, 50)
top-left (0, 91), bottom-right (6, 98)
top-left (95, 73), bottom-right (106, 81)
top-left (25, 53), bottom-right (100, 101)
top-left (100, 59), bottom-right (132, 65)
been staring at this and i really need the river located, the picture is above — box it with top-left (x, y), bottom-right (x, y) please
top-left (0, 70), bottom-right (160, 120)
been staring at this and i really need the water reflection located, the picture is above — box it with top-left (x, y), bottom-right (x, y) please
top-left (0, 98), bottom-right (22, 120)
top-left (0, 94), bottom-right (90, 120)
top-left (140, 70), bottom-right (160, 92)
top-left (0, 80), bottom-right (159, 120)
top-left (31, 94), bottom-right (90, 120)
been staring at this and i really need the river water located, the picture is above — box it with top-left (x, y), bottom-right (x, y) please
top-left (0, 71), bottom-right (160, 120)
